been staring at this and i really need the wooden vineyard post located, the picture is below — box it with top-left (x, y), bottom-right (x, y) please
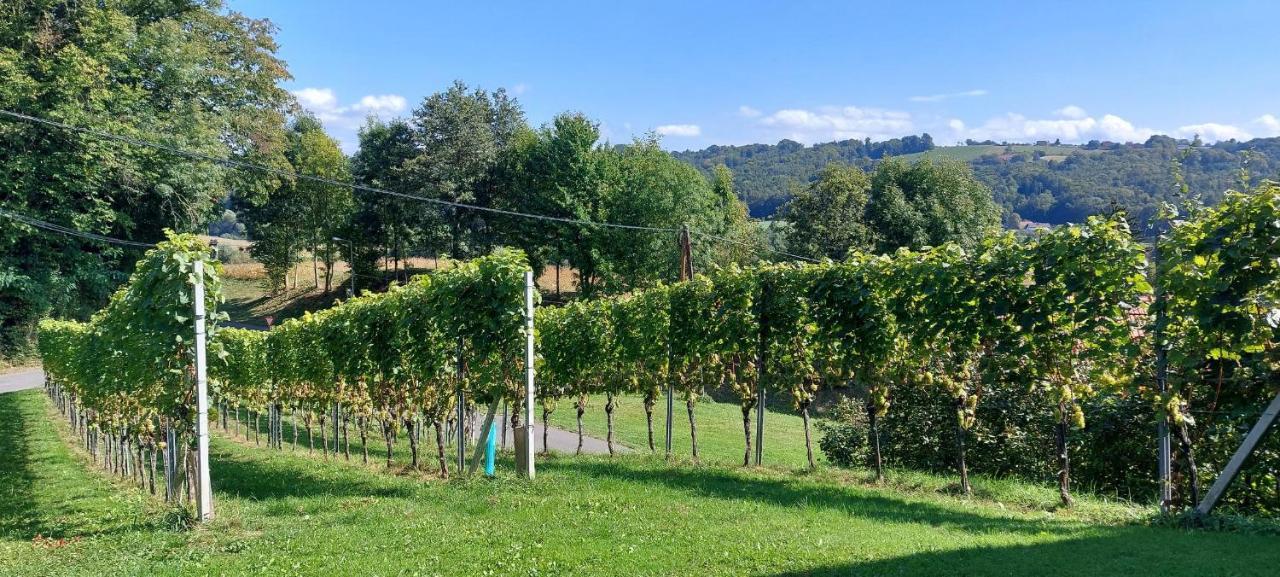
top-left (456, 337), bottom-right (466, 472)
top-left (193, 260), bottom-right (214, 522)
top-left (522, 270), bottom-right (536, 479)
top-left (667, 225), bottom-right (694, 459)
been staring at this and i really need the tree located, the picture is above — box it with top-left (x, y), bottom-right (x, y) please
top-left (349, 118), bottom-right (420, 286)
top-left (404, 80), bottom-right (526, 259)
top-left (781, 163), bottom-right (874, 260)
top-left (866, 158), bottom-right (1000, 252)
top-left (0, 0), bottom-right (290, 358)
top-left (243, 115), bottom-right (351, 293)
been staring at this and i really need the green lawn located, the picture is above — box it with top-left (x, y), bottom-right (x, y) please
top-left (546, 393), bottom-right (826, 469)
top-left (3, 389), bottom-right (1279, 576)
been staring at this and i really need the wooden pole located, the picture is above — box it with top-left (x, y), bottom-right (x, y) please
top-left (667, 226), bottom-right (694, 458)
top-left (193, 260), bottom-right (214, 521)
top-left (456, 336), bottom-right (466, 473)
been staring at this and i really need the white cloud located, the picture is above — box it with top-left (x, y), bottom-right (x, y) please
top-left (758, 105), bottom-right (913, 143)
top-left (290, 87), bottom-right (409, 152)
top-left (1255, 114), bottom-right (1280, 136)
top-left (512, 83), bottom-right (529, 96)
top-left (1054, 105), bottom-right (1088, 119)
top-left (909, 89), bottom-right (988, 103)
top-left (954, 111), bottom-right (1155, 143)
top-left (1175, 122), bottom-right (1252, 142)
top-left (655, 124), bottom-right (701, 137)
top-left (352, 94), bottom-right (407, 115)
top-left (738, 105), bottom-right (761, 118)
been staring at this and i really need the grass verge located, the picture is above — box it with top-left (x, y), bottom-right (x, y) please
top-left (3, 389), bottom-right (1278, 576)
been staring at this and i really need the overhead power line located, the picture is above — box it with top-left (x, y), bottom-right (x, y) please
top-left (0, 108), bottom-right (824, 263)
top-left (0, 109), bottom-right (676, 233)
top-left (0, 207), bottom-right (156, 248)
top-left (687, 230), bottom-right (820, 263)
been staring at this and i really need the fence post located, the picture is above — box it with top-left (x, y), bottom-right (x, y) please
top-left (193, 260), bottom-right (214, 521)
top-left (522, 270), bottom-right (536, 479)
top-left (1152, 245), bottom-right (1172, 514)
top-left (456, 337), bottom-right (466, 472)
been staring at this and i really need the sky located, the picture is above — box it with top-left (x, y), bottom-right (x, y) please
top-left (229, 0), bottom-right (1280, 153)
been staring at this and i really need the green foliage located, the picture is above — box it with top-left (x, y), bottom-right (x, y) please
top-left (38, 231), bottom-right (225, 434)
top-left (1, 0), bottom-right (291, 358)
top-left (781, 163), bottom-right (873, 260)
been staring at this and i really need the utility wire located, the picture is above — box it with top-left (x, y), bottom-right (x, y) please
top-left (0, 109), bottom-right (677, 233)
top-left (687, 229), bottom-right (820, 263)
top-left (0, 108), bottom-right (826, 263)
top-left (0, 207), bottom-right (156, 248)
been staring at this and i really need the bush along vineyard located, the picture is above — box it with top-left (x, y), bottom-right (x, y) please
top-left (35, 182), bottom-right (1280, 514)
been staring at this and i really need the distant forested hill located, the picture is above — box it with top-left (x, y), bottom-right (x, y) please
top-left (671, 134), bottom-right (935, 217)
top-left (674, 134), bottom-right (1280, 224)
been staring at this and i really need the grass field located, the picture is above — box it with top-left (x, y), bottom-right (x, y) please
top-left (4, 389), bottom-right (1280, 576)
top-left (547, 393), bottom-right (827, 469)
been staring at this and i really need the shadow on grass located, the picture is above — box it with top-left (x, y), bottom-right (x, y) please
top-left (761, 526), bottom-right (1280, 577)
top-left (210, 441), bottom-right (415, 502)
top-left (545, 457), bottom-right (1091, 536)
top-left (0, 391), bottom-right (40, 538)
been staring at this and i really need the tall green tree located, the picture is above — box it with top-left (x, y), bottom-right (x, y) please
top-left (0, 0), bottom-right (291, 357)
top-left (243, 115), bottom-right (351, 293)
top-left (348, 118), bottom-right (422, 285)
top-left (405, 80), bottom-right (526, 259)
top-left (781, 163), bottom-right (874, 260)
top-left (866, 158), bottom-right (1000, 252)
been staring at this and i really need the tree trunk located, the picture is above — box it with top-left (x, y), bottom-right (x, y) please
top-left (254, 412), bottom-right (261, 446)
top-left (434, 419), bottom-right (449, 479)
top-left (576, 396), bottom-right (586, 455)
top-left (644, 391), bottom-right (656, 452)
top-left (605, 393), bottom-right (616, 456)
top-left (1176, 420), bottom-right (1200, 505)
top-left (867, 400), bottom-right (883, 483)
top-left (1056, 410), bottom-right (1073, 507)
top-left (741, 402), bottom-right (753, 467)
top-left (801, 401), bottom-right (816, 470)
top-left (687, 395), bottom-right (700, 463)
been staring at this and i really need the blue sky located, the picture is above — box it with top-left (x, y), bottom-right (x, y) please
top-left (229, 0), bottom-right (1280, 153)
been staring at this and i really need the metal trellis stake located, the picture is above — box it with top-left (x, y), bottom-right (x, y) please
top-left (193, 260), bottom-right (214, 521)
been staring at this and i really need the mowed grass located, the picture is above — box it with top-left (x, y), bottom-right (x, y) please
top-left (3, 390), bottom-right (1280, 576)
top-left (546, 393), bottom-right (825, 469)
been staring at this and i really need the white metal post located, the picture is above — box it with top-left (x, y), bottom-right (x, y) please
top-left (193, 260), bottom-right (214, 521)
top-left (522, 270), bottom-right (536, 479)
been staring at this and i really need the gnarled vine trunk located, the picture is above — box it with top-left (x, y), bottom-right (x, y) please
top-left (542, 406), bottom-right (551, 456)
top-left (687, 395), bottom-right (700, 463)
top-left (575, 395), bottom-right (586, 455)
top-left (867, 399), bottom-right (883, 482)
top-left (1176, 420), bottom-right (1200, 505)
top-left (643, 391), bottom-right (656, 452)
top-left (605, 392), bottom-right (616, 456)
top-left (801, 400), bottom-right (816, 470)
top-left (955, 397), bottom-right (971, 496)
top-left (741, 402), bottom-right (754, 467)
top-left (1056, 405), bottom-right (1073, 507)
top-left (434, 419), bottom-right (449, 479)
top-left (405, 417), bottom-right (420, 469)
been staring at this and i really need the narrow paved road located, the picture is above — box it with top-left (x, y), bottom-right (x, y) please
top-left (0, 368), bottom-right (42, 394)
top-left (0, 368), bottom-right (617, 455)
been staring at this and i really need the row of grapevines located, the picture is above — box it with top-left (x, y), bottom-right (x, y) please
top-left (208, 248), bottom-right (533, 476)
top-left (39, 232), bottom-right (225, 506)
top-left (535, 214), bottom-right (1149, 505)
top-left (1157, 182), bottom-right (1280, 508)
